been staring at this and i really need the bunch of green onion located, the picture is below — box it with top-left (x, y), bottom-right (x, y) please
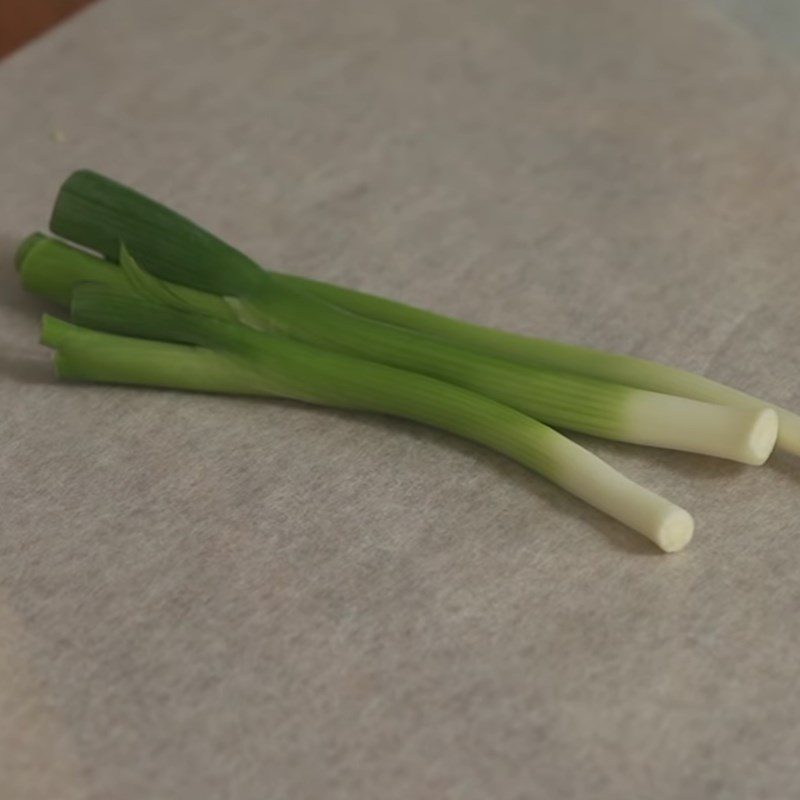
top-left (17, 171), bottom-right (796, 553)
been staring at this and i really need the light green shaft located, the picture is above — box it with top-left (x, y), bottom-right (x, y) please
top-left (43, 315), bottom-right (561, 482)
top-left (41, 314), bottom-right (692, 550)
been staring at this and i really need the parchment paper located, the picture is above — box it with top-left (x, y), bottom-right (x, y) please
top-left (2, 1), bottom-right (800, 797)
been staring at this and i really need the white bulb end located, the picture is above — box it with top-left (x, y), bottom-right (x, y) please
top-left (744, 408), bottom-right (779, 465)
top-left (624, 394), bottom-right (778, 465)
top-left (552, 438), bottom-right (694, 553)
top-left (650, 507), bottom-right (694, 553)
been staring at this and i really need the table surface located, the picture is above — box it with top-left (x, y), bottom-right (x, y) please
top-left (3, 1), bottom-right (800, 798)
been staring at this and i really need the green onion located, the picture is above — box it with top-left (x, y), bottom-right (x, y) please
top-left (42, 285), bottom-right (694, 552)
top-left (20, 235), bottom-right (778, 464)
top-left (48, 169), bottom-right (798, 456)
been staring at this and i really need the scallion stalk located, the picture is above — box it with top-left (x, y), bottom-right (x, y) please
top-left (19, 234), bottom-right (778, 464)
top-left (42, 287), bottom-right (694, 552)
top-left (47, 170), bottom-right (799, 456)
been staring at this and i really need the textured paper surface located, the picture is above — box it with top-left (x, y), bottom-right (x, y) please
top-left (2, 1), bottom-right (800, 797)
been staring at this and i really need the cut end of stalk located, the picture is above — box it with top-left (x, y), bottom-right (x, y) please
top-left (652, 507), bottom-right (694, 553)
top-left (745, 408), bottom-right (779, 465)
top-left (40, 314), bottom-right (73, 348)
top-left (15, 232), bottom-right (47, 270)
